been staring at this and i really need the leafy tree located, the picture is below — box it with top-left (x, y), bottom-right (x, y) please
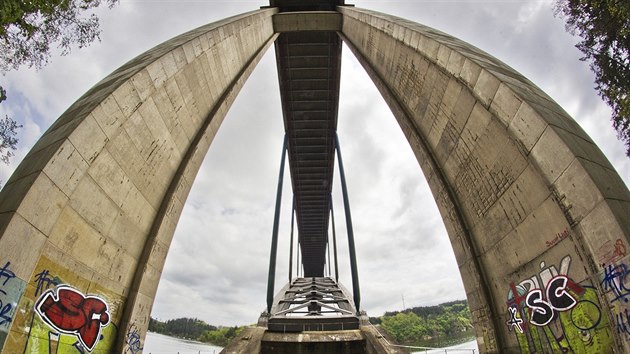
top-left (199, 326), bottom-right (245, 346)
top-left (555, 0), bottom-right (630, 156)
top-left (148, 317), bottom-right (216, 340)
top-left (381, 312), bottom-right (428, 344)
top-left (1, 0), bottom-right (118, 73)
top-left (148, 317), bottom-right (166, 333)
top-left (0, 90), bottom-right (22, 166)
top-left (378, 300), bottom-right (474, 347)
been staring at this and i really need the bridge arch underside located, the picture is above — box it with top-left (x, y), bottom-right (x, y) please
top-left (0, 5), bottom-right (627, 354)
top-left (339, 6), bottom-right (629, 353)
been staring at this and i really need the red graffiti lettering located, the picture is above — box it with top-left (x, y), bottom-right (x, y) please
top-left (35, 286), bottom-right (110, 351)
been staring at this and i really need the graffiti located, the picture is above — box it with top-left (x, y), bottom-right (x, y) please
top-left (0, 263), bottom-right (15, 325)
top-left (0, 260), bottom-right (27, 351)
top-left (525, 275), bottom-right (578, 327)
top-left (506, 306), bottom-right (524, 333)
top-left (598, 238), bottom-right (628, 265)
top-left (0, 300), bottom-right (12, 325)
top-left (34, 269), bottom-right (61, 297)
top-left (615, 308), bottom-right (630, 336)
top-left (73, 340), bottom-right (87, 354)
top-left (601, 259), bottom-right (630, 342)
top-left (507, 255), bottom-right (573, 308)
top-left (35, 285), bottom-right (111, 352)
top-left (0, 261), bottom-right (15, 286)
top-left (0, 262), bottom-right (15, 325)
top-left (125, 323), bottom-right (144, 354)
top-left (506, 255), bottom-right (613, 353)
top-left (545, 228), bottom-right (570, 248)
top-left (601, 263), bottom-right (630, 303)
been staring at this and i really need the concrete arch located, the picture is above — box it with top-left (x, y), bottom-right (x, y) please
top-left (0, 5), bottom-right (627, 354)
top-left (0, 8), bottom-right (277, 353)
top-left (339, 6), bottom-right (629, 353)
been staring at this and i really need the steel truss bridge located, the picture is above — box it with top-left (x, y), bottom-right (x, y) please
top-left (259, 0), bottom-right (366, 336)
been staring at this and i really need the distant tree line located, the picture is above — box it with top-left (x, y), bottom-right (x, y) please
top-left (149, 300), bottom-right (473, 348)
top-left (370, 300), bottom-right (474, 347)
top-left (148, 317), bottom-right (245, 347)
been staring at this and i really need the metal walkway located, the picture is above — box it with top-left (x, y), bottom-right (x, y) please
top-left (276, 30), bottom-right (341, 278)
top-left (263, 0), bottom-right (362, 334)
top-left (267, 277), bottom-right (359, 332)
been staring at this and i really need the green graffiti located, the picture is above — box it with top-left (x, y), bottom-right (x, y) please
top-left (24, 315), bottom-right (116, 353)
top-left (511, 286), bottom-right (613, 353)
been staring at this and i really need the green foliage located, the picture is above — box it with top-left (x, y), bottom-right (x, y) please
top-left (148, 317), bottom-right (216, 341)
top-left (148, 316), bottom-right (246, 347)
top-left (378, 300), bottom-right (474, 347)
top-left (148, 317), bottom-right (166, 333)
top-left (0, 0), bottom-right (119, 73)
top-left (555, 0), bottom-right (630, 156)
top-left (381, 312), bottom-right (429, 344)
top-left (198, 326), bottom-right (245, 347)
top-left (0, 114), bottom-right (22, 165)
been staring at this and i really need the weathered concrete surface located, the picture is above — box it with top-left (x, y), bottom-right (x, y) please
top-left (339, 6), bottom-right (630, 353)
top-left (0, 8), bottom-right (278, 353)
top-left (273, 11), bottom-right (342, 32)
top-left (361, 325), bottom-right (408, 354)
top-left (221, 326), bottom-right (266, 354)
top-left (260, 330), bottom-right (367, 354)
top-left (222, 326), bottom-right (406, 354)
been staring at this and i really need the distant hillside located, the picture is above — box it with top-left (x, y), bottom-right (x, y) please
top-left (149, 299), bottom-right (474, 348)
top-left (149, 317), bottom-right (244, 346)
top-left (370, 300), bottom-right (474, 347)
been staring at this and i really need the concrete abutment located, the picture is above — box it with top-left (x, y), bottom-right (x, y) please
top-left (0, 5), bottom-right (627, 354)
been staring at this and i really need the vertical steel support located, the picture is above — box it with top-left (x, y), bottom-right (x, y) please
top-left (266, 135), bottom-right (288, 313)
top-left (297, 238), bottom-right (301, 278)
top-left (334, 133), bottom-right (361, 312)
top-left (330, 201), bottom-right (339, 283)
top-left (288, 197), bottom-right (295, 283)
top-left (327, 236), bottom-right (332, 277)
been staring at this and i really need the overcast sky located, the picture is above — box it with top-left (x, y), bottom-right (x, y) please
top-left (1, 0), bottom-right (628, 327)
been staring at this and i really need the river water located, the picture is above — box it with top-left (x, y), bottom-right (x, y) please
top-left (143, 332), bottom-right (223, 354)
top-left (412, 339), bottom-right (479, 353)
top-left (143, 331), bottom-right (478, 354)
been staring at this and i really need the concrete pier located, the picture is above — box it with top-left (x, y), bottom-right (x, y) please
top-left (221, 326), bottom-right (406, 354)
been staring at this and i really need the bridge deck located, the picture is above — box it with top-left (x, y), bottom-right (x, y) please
top-left (275, 30), bottom-right (342, 277)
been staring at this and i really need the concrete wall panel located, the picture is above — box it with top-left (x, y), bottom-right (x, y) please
top-left (340, 6), bottom-right (629, 353)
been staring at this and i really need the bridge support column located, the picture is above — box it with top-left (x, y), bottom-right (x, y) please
top-left (289, 197), bottom-right (296, 282)
top-left (267, 135), bottom-right (288, 313)
top-left (330, 202), bottom-right (340, 282)
top-left (335, 134), bottom-right (362, 313)
top-left (0, 9), bottom-right (278, 353)
top-left (339, 6), bottom-right (630, 353)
